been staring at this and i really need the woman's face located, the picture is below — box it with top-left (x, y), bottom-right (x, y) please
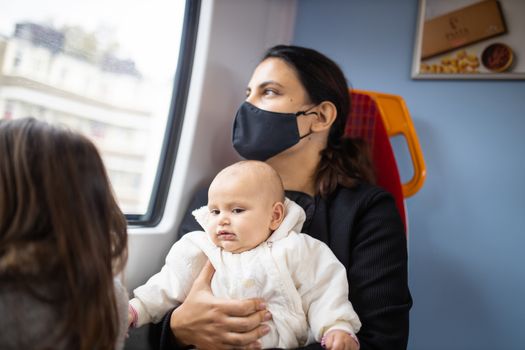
top-left (245, 57), bottom-right (312, 114)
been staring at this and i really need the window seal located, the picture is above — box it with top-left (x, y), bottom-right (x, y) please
top-left (126, 0), bottom-right (201, 226)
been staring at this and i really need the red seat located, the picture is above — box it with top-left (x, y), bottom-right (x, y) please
top-left (345, 90), bottom-right (426, 232)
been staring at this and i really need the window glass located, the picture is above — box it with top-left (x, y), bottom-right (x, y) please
top-left (0, 0), bottom-right (187, 215)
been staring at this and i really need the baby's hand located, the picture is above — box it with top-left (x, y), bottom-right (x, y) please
top-left (321, 330), bottom-right (359, 350)
top-left (128, 304), bottom-right (137, 328)
top-left (127, 308), bottom-right (133, 328)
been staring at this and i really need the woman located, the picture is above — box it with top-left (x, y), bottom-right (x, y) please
top-left (0, 118), bottom-right (128, 350)
top-left (155, 45), bottom-right (412, 350)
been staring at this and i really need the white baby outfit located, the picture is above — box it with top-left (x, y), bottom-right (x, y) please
top-left (131, 199), bottom-right (361, 348)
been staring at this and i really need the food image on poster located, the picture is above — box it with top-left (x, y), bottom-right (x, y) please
top-left (413, 0), bottom-right (525, 79)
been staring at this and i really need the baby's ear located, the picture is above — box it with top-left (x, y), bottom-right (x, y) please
top-left (269, 202), bottom-right (285, 230)
top-left (192, 205), bottom-right (210, 230)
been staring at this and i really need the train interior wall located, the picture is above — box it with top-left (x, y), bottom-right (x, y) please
top-left (293, 0), bottom-right (525, 349)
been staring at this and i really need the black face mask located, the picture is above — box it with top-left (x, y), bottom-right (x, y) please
top-left (232, 101), bottom-right (317, 161)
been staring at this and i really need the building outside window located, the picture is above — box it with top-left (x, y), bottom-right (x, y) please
top-left (0, 0), bottom-right (187, 215)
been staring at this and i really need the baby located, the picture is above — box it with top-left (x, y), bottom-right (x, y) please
top-left (129, 160), bottom-right (361, 349)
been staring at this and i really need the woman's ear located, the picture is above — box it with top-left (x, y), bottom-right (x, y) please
top-left (269, 202), bottom-right (285, 230)
top-left (311, 101), bottom-right (337, 132)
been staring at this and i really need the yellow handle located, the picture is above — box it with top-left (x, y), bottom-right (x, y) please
top-left (354, 90), bottom-right (426, 197)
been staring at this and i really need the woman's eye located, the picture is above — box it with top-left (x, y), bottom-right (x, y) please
top-left (232, 208), bottom-right (245, 214)
top-left (263, 88), bottom-right (279, 96)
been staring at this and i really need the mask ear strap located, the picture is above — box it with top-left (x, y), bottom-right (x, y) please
top-left (297, 106), bottom-right (318, 138)
top-left (299, 131), bottom-right (313, 139)
top-left (295, 104), bottom-right (319, 117)
top-left (296, 111), bottom-right (318, 117)
top-left (297, 105), bottom-right (318, 138)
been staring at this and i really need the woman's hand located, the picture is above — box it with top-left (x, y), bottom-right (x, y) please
top-left (321, 330), bottom-right (359, 350)
top-left (170, 261), bottom-right (272, 349)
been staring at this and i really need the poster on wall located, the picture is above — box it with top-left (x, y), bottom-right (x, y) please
top-left (412, 0), bottom-right (525, 79)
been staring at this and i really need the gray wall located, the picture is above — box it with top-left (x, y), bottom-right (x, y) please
top-left (293, 1), bottom-right (525, 349)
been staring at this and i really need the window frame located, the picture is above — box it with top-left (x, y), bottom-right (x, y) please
top-left (125, 0), bottom-right (201, 226)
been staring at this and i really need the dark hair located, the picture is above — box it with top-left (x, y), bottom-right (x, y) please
top-left (263, 45), bottom-right (375, 196)
top-left (0, 118), bottom-right (127, 350)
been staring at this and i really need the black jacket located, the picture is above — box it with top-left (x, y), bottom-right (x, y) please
top-left (154, 183), bottom-right (412, 350)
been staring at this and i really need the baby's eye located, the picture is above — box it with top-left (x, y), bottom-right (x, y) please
top-left (210, 209), bottom-right (220, 215)
top-left (232, 208), bottom-right (245, 214)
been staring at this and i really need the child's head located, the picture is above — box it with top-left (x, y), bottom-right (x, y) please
top-left (206, 160), bottom-right (285, 253)
top-left (0, 118), bottom-right (127, 349)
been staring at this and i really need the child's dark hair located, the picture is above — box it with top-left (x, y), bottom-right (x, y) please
top-left (0, 117), bottom-right (127, 350)
top-left (263, 45), bottom-right (375, 196)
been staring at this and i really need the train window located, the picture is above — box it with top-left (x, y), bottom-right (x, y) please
top-left (0, 0), bottom-right (200, 224)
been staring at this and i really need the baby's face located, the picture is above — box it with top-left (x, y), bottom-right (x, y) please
top-left (206, 173), bottom-right (278, 253)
